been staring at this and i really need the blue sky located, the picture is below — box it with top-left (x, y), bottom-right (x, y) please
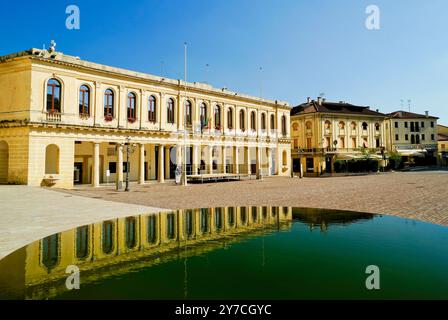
top-left (1, 0), bottom-right (447, 124)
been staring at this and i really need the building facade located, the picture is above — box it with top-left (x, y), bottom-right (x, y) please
top-left (290, 98), bottom-right (386, 176)
top-left (384, 111), bottom-right (438, 165)
top-left (0, 48), bottom-right (291, 188)
top-left (437, 124), bottom-right (448, 167)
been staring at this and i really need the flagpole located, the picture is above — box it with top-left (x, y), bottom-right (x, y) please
top-left (183, 42), bottom-right (188, 186)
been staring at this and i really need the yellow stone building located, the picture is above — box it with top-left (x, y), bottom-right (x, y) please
top-left (384, 110), bottom-right (438, 165)
top-left (0, 48), bottom-right (291, 188)
top-left (290, 97), bottom-right (386, 176)
top-left (437, 124), bottom-right (448, 167)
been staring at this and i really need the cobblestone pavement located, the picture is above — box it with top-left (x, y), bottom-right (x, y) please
top-left (59, 171), bottom-right (448, 226)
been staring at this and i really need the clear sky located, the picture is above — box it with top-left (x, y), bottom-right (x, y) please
top-left (1, 0), bottom-right (447, 124)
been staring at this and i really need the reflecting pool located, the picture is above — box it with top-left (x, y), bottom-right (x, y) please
top-left (0, 207), bottom-right (447, 299)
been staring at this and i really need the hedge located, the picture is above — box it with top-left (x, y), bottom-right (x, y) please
top-left (334, 159), bottom-right (379, 173)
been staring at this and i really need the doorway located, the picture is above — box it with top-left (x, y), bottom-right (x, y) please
top-left (293, 158), bottom-right (301, 173)
top-left (326, 156), bottom-right (332, 173)
top-left (169, 146), bottom-right (176, 179)
top-left (153, 146), bottom-right (159, 180)
top-left (186, 146), bottom-right (193, 175)
top-left (74, 162), bottom-right (83, 184)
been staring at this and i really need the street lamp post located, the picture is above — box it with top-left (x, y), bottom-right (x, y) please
top-left (380, 146), bottom-right (386, 172)
top-left (124, 137), bottom-right (136, 192)
top-left (182, 42), bottom-right (188, 186)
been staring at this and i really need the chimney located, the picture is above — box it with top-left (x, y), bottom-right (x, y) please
top-left (317, 97), bottom-right (322, 105)
top-left (322, 98), bottom-right (326, 103)
top-left (307, 97), bottom-right (311, 103)
top-left (376, 109), bottom-right (379, 112)
top-left (425, 111), bottom-right (429, 118)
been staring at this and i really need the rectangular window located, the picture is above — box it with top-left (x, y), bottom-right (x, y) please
top-left (375, 139), bottom-right (380, 148)
top-left (306, 138), bottom-right (312, 149)
top-left (421, 134), bottom-right (425, 141)
top-left (421, 121), bottom-right (424, 128)
top-left (431, 122), bottom-right (434, 128)
top-left (410, 122), bottom-right (414, 132)
top-left (108, 162), bottom-right (117, 174)
top-left (405, 122), bottom-right (408, 129)
top-left (415, 122), bottom-right (420, 132)
top-left (405, 134), bottom-right (408, 141)
top-left (394, 122), bottom-right (398, 128)
top-left (395, 134), bottom-right (399, 141)
top-left (431, 134), bottom-right (435, 140)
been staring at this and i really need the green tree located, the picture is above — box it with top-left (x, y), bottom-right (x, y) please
top-left (388, 151), bottom-right (402, 169)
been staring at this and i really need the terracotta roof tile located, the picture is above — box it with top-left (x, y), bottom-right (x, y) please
top-left (291, 100), bottom-right (385, 117)
top-left (387, 110), bottom-right (438, 119)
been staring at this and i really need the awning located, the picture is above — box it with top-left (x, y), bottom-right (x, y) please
top-left (397, 150), bottom-right (427, 157)
top-left (336, 154), bottom-right (383, 161)
top-left (336, 154), bottom-right (364, 160)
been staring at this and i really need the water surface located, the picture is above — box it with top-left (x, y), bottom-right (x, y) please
top-left (0, 207), bottom-right (447, 299)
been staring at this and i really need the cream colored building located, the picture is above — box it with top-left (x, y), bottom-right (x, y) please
top-left (290, 97), bottom-right (386, 176)
top-left (384, 111), bottom-right (438, 165)
top-left (437, 124), bottom-right (448, 166)
top-left (0, 48), bottom-right (291, 188)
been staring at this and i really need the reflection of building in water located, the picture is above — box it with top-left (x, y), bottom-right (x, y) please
top-left (292, 207), bottom-right (375, 232)
top-left (0, 206), bottom-right (292, 299)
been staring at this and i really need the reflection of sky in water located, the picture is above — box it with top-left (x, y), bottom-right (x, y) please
top-left (0, 207), bottom-right (447, 300)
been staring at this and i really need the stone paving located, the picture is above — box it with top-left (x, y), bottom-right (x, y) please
top-left (1, 171), bottom-right (447, 260)
top-left (59, 171), bottom-right (448, 226)
top-left (0, 186), bottom-right (165, 259)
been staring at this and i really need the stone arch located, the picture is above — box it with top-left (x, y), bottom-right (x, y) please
top-left (45, 144), bottom-right (60, 174)
top-left (0, 141), bottom-right (9, 184)
top-left (305, 121), bottom-right (312, 130)
top-left (362, 122), bottom-right (368, 130)
top-left (292, 122), bottom-right (299, 131)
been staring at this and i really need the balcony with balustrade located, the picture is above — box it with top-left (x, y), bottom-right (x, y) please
top-left (45, 111), bottom-right (62, 123)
